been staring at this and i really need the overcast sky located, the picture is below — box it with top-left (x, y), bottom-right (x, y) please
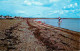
top-left (0, 0), bottom-right (80, 18)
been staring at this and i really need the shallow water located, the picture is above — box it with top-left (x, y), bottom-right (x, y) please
top-left (36, 19), bottom-right (80, 32)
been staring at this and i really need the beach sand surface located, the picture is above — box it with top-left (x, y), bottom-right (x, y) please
top-left (0, 18), bottom-right (80, 51)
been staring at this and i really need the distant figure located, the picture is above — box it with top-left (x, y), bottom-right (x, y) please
top-left (58, 17), bottom-right (62, 27)
top-left (58, 17), bottom-right (61, 22)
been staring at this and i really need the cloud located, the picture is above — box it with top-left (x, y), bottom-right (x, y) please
top-left (24, 0), bottom-right (32, 5)
top-left (64, 6), bottom-right (66, 8)
top-left (69, 4), bottom-right (73, 7)
top-left (24, 0), bottom-right (43, 5)
top-left (74, 3), bottom-right (77, 6)
top-left (16, 10), bottom-right (25, 13)
top-left (32, 1), bottom-right (43, 5)
top-left (68, 4), bottom-right (74, 8)
top-left (48, 10), bottom-right (69, 15)
top-left (63, 2), bottom-right (78, 10)
top-left (49, 0), bottom-right (59, 3)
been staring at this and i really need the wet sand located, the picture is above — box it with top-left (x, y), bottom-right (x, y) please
top-left (0, 18), bottom-right (80, 51)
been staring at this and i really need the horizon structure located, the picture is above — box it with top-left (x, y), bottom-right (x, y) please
top-left (0, 0), bottom-right (80, 18)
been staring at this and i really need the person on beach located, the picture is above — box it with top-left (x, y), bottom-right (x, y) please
top-left (58, 17), bottom-right (62, 27)
top-left (58, 17), bottom-right (61, 22)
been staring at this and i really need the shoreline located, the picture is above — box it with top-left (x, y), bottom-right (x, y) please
top-left (33, 18), bottom-right (80, 33)
top-left (35, 18), bottom-right (80, 32)
top-left (26, 18), bottom-right (80, 50)
top-left (0, 18), bottom-right (80, 51)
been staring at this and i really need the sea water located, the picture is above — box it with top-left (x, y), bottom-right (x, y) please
top-left (36, 19), bottom-right (80, 32)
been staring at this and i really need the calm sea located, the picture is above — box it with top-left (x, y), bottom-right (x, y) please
top-left (36, 19), bottom-right (80, 32)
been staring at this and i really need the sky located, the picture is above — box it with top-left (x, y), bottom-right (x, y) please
top-left (0, 0), bottom-right (80, 18)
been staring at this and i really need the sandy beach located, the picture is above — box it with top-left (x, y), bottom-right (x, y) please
top-left (0, 18), bottom-right (80, 51)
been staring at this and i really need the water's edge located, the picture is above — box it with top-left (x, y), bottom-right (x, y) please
top-left (36, 19), bottom-right (80, 32)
